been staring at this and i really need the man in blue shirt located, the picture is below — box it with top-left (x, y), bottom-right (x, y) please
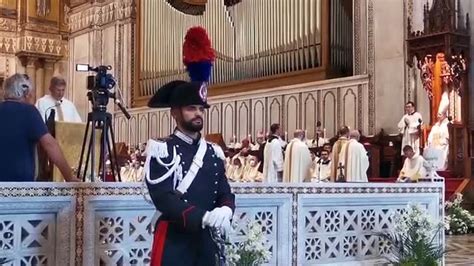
top-left (0, 74), bottom-right (79, 182)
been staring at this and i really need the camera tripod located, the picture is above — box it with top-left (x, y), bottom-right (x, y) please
top-left (77, 111), bottom-right (122, 182)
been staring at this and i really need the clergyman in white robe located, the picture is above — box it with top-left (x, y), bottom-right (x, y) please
top-left (338, 130), bottom-right (369, 182)
top-left (398, 154), bottom-right (426, 183)
top-left (397, 106), bottom-right (422, 156)
top-left (263, 135), bottom-right (284, 182)
top-left (36, 95), bottom-right (82, 123)
top-left (427, 115), bottom-right (449, 170)
top-left (283, 131), bottom-right (312, 183)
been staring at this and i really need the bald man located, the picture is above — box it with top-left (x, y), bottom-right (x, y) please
top-left (283, 130), bottom-right (312, 182)
top-left (338, 130), bottom-right (369, 182)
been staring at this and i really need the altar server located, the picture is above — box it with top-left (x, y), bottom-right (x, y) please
top-left (283, 130), bottom-right (312, 182)
top-left (397, 101), bottom-right (422, 155)
top-left (398, 145), bottom-right (427, 182)
top-left (263, 123), bottom-right (285, 182)
top-left (312, 149), bottom-right (332, 182)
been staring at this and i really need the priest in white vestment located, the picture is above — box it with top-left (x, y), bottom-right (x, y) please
top-left (36, 77), bottom-right (82, 123)
top-left (263, 123), bottom-right (284, 182)
top-left (398, 145), bottom-right (427, 182)
top-left (427, 112), bottom-right (450, 170)
top-left (338, 130), bottom-right (369, 182)
top-left (397, 101), bottom-right (422, 155)
top-left (283, 130), bottom-right (312, 182)
top-left (312, 149), bottom-right (331, 182)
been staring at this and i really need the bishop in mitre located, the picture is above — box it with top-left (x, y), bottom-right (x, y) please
top-left (427, 111), bottom-right (450, 170)
top-left (338, 130), bottom-right (369, 182)
top-left (330, 126), bottom-right (350, 181)
top-left (398, 145), bottom-right (427, 182)
top-left (283, 130), bottom-right (312, 182)
top-left (397, 101), bottom-right (422, 155)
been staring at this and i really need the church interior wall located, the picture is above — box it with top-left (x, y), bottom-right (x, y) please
top-left (372, 0), bottom-right (406, 134)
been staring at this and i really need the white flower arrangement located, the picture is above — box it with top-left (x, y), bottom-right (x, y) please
top-left (376, 203), bottom-right (444, 265)
top-left (226, 221), bottom-right (272, 266)
top-left (445, 193), bottom-right (474, 235)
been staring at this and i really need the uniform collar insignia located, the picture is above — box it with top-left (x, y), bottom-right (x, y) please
top-left (173, 129), bottom-right (201, 145)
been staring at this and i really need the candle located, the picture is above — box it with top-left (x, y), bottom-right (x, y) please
top-left (285, 131), bottom-right (288, 142)
top-left (233, 135), bottom-right (236, 143)
top-left (304, 129), bottom-right (308, 138)
top-left (248, 134), bottom-right (251, 141)
top-left (323, 128), bottom-right (326, 138)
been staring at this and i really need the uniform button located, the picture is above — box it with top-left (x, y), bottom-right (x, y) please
top-left (176, 145), bottom-right (180, 148)
top-left (184, 199), bottom-right (188, 203)
top-left (215, 173), bottom-right (218, 176)
top-left (212, 154), bottom-right (215, 158)
top-left (214, 191), bottom-right (217, 194)
top-left (213, 200), bottom-right (216, 204)
top-left (214, 181), bottom-right (218, 185)
top-left (184, 171), bottom-right (188, 174)
top-left (214, 163), bottom-right (217, 167)
top-left (179, 153), bottom-right (183, 156)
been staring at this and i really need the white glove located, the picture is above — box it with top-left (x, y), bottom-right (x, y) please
top-left (202, 206), bottom-right (233, 233)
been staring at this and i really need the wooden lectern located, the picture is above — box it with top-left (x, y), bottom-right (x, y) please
top-left (37, 118), bottom-right (101, 182)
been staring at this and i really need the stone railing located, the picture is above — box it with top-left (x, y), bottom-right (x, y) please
top-left (0, 181), bottom-right (443, 265)
top-left (114, 74), bottom-right (369, 147)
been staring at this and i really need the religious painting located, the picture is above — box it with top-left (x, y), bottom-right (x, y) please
top-left (27, 0), bottom-right (59, 22)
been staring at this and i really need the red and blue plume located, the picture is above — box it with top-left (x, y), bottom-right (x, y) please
top-left (183, 26), bottom-right (215, 83)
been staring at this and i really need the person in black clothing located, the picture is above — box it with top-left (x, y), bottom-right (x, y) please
top-left (0, 74), bottom-right (78, 182)
top-left (145, 81), bottom-right (235, 265)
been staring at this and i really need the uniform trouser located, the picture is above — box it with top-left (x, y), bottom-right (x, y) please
top-left (150, 220), bottom-right (218, 266)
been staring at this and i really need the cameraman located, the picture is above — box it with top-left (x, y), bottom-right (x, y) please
top-left (0, 74), bottom-right (80, 182)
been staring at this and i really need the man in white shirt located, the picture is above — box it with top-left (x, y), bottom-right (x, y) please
top-left (397, 101), bottom-right (422, 155)
top-left (36, 77), bottom-right (82, 123)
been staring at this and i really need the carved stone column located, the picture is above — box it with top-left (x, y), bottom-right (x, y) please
top-left (44, 59), bottom-right (55, 92)
top-left (35, 60), bottom-right (45, 99)
top-left (23, 57), bottom-right (38, 101)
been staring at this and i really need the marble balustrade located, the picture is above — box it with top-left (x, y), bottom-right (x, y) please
top-left (0, 181), bottom-right (443, 265)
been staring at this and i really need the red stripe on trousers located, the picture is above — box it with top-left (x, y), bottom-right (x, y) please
top-left (151, 221), bottom-right (169, 266)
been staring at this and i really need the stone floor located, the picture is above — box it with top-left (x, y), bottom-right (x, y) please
top-left (446, 234), bottom-right (474, 265)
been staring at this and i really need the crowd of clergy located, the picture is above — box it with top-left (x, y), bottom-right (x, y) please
top-left (224, 124), bottom-right (370, 183)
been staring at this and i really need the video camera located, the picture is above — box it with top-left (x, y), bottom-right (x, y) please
top-left (76, 64), bottom-right (130, 119)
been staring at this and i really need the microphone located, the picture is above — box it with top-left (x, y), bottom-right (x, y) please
top-left (44, 100), bottom-right (63, 121)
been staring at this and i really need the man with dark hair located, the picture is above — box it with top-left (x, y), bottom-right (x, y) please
top-left (313, 149), bottom-right (331, 182)
top-left (36, 76), bottom-right (82, 122)
top-left (397, 101), bottom-right (422, 155)
top-left (397, 145), bottom-right (426, 183)
top-left (144, 80), bottom-right (235, 265)
top-left (263, 123), bottom-right (284, 182)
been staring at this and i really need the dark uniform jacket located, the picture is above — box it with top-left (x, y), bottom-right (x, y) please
top-left (146, 130), bottom-right (235, 266)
